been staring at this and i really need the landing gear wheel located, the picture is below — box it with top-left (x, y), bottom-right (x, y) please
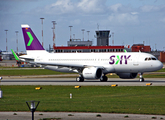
top-left (139, 73), bottom-right (144, 82)
top-left (100, 76), bottom-right (108, 82)
top-left (76, 77), bottom-right (84, 82)
top-left (139, 78), bottom-right (144, 82)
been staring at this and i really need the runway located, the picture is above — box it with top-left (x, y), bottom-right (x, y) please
top-left (1, 77), bottom-right (165, 86)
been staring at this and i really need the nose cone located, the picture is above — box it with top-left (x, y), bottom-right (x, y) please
top-left (160, 62), bottom-right (163, 69)
top-left (156, 61), bottom-right (163, 71)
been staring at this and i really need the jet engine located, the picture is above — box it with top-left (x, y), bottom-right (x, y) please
top-left (116, 73), bottom-right (138, 79)
top-left (82, 67), bottom-right (102, 79)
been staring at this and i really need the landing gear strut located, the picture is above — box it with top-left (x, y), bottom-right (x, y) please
top-left (76, 75), bottom-right (84, 82)
top-left (139, 73), bottom-right (144, 82)
top-left (100, 75), bottom-right (108, 82)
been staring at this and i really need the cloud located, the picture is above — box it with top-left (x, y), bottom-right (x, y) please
top-left (131, 12), bottom-right (139, 15)
top-left (109, 3), bottom-right (122, 12)
top-left (77, 0), bottom-right (106, 14)
top-left (108, 13), bottom-right (139, 26)
top-left (160, 18), bottom-right (165, 23)
top-left (43, 0), bottom-right (75, 15)
top-left (35, 0), bottom-right (107, 15)
top-left (140, 5), bottom-right (160, 12)
top-left (70, 19), bottom-right (81, 25)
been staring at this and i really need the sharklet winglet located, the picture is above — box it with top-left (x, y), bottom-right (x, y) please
top-left (11, 49), bottom-right (20, 61)
top-left (124, 49), bottom-right (127, 53)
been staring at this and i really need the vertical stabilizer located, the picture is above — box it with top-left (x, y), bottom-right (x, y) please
top-left (21, 24), bottom-right (44, 51)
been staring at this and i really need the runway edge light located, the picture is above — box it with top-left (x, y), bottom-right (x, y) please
top-left (70, 93), bottom-right (72, 99)
top-left (146, 83), bottom-right (152, 86)
top-left (75, 86), bottom-right (81, 88)
top-left (0, 90), bottom-right (2, 99)
top-left (0, 77), bottom-right (2, 98)
top-left (111, 84), bottom-right (118, 87)
top-left (35, 87), bottom-right (42, 90)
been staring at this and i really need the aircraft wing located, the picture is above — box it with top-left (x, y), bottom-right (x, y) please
top-left (29, 61), bottom-right (105, 70)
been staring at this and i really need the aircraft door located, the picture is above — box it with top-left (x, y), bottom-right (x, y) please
top-left (133, 55), bottom-right (139, 66)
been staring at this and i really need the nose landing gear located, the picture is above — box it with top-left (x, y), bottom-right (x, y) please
top-left (139, 73), bottom-right (144, 82)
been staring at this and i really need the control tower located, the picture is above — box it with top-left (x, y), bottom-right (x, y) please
top-left (95, 30), bottom-right (110, 46)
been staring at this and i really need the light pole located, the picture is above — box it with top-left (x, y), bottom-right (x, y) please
top-left (87, 31), bottom-right (90, 41)
top-left (15, 31), bottom-right (18, 53)
top-left (5, 30), bottom-right (8, 52)
top-left (52, 21), bottom-right (56, 47)
top-left (69, 26), bottom-right (73, 41)
top-left (26, 100), bottom-right (40, 120)
top-left (40, 18), bottom-right (44, 47)
top-left (81, 29), bottom-right (85, 41)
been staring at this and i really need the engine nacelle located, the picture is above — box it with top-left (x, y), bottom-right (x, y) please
top-left (117, 73), bottom-right (138, 79)
top-left (82, 67), bottom-right (102, 79)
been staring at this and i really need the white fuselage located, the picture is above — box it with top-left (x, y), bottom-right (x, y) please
top-left (21, 51), bottom-right (163, 74)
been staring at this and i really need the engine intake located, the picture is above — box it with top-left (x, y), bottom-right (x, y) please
top-left (82, 67), bottom-right (102, 79)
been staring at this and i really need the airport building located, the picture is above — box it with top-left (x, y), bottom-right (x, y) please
top-left (53, 30), bottom-right (126, 53)
top-left (131, 44), bottom-right (151, 52)
top-left (67, 39), bottom-right (92, 46)
top-left (53, 45), bottom-right (124, 53)
top-left (95, 30), bottom-right (110, 46)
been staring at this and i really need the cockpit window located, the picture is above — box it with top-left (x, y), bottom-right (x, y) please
top-left (145, 57), bottom-right (157, 61)
top-left (151, 57), bottom-right (157, 60)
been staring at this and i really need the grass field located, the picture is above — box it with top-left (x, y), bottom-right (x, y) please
top-left (1, 86), bottom-right (165, 115)
top-left (0, 69), bottom-right (67, 76)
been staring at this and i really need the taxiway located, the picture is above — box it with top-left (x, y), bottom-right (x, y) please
top-left (1, 78), bottom-right (165, 86)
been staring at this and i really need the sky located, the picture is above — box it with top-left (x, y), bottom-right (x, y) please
top-left (0, 0), bottom-right (165, 52)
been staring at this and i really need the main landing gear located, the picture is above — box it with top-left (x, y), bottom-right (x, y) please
top-left (76, 75), bottom-right (84, 82)
top-left (76, 75), bottom-right (108, 82)
top-left (139, 73), bottom-right (144, 82)
top-left (100, 75), bottom-right (108, 82)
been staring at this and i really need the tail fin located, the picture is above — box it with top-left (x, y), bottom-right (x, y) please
top-left (21, 24), bottom-right (44, 51)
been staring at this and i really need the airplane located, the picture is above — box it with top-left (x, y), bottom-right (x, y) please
top-left (12, 24), bottom-right (163, 82)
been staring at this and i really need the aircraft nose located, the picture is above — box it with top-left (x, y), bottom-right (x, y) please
top-left (155, 61), bottom-right (163, 70)
top-left (157, 61), bottom-right (163, 70)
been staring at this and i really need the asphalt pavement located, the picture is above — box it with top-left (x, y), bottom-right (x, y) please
top-left (1, 77), bottom-right (165, 86)
top-left (0, 112), bottom-right (165, 120)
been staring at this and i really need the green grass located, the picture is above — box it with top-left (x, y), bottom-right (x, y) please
top-left (0, 69), bottom-right (72, 76)
top-left (156, 68), bottom-right (165, 72)
top-left (1, 86), bottom-right (165, 115)
top-left (143, 74), bottom-right (165, 78)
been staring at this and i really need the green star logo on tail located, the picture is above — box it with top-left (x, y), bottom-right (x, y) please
top-left (27, 32), bottom-right (33, 46)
